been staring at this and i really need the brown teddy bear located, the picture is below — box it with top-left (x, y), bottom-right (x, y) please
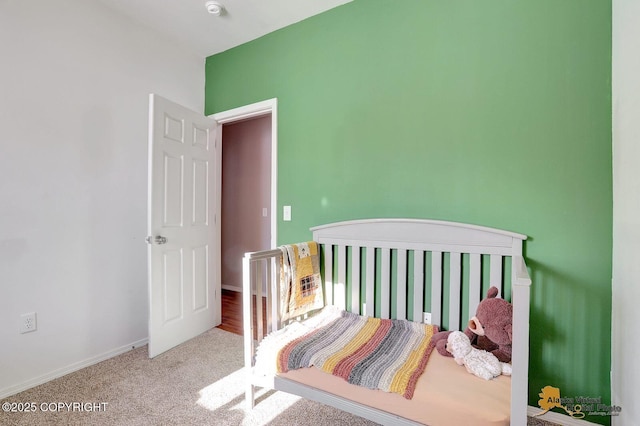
top-left (433, 286), bottom-right (513, 363)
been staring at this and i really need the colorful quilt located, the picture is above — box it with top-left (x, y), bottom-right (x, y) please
top-left (279, 242), bottom-right (324, 322)
top-left (277, 311), bottom-right (439, 399)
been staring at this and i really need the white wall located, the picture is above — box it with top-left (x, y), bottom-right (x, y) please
top-left (0, 0), bottom-right (204, 396)
top-left (612, 1), bottom-right (640, 424)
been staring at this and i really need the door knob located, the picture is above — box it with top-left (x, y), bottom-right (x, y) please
top-left (146, 235), bottom-right (168, 245)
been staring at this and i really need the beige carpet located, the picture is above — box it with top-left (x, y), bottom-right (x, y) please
top-left (1, 327), bottom-right (559, 426)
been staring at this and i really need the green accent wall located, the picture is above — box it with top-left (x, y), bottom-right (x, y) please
top-left (205, 0), bottom-right (612, 422)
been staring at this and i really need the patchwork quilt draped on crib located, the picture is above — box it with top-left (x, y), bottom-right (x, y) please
top-left (279, 241), bottom-right (324, 322)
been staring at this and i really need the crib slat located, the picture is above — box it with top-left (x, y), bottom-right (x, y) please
top-left (265, 259), bottom-right (272, 333)
top-left (255, 260), bottom-right (264, 341)
top-left (490, 254), bottom-right (502, 297)
top-left (337, 245), bottom-right (347, 310)
top-left (366, 247), bottom-right (375, 317)
top-left (469, 253), bottom-right (481, 319)
top-left (448, 252), bottom-right (461, 331)
top-left (431, 251), bottom-right (442, 327)
top-left (352, 246), bottom-right (361, 314)
top-left (381, 248), bottom-right (391, 319)
top-left (242, 255), bottom-right (253, 358)
top-left (324, 244), bottom-right (334, 306)
top-left (242, 254), bottom-right (255, 409)
top-left (396, 249), bottom-right (407, 320)
top-left (270, 257), bottom-right (280, 332)
top-left (413, 250), bottom-right (424, 323)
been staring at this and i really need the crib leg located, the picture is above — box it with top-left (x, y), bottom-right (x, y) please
top-left (245, 383), bottom-right (255, 410)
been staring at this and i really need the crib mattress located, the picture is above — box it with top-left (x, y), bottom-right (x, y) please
top-left (278, 351), bottom-right (511, 426)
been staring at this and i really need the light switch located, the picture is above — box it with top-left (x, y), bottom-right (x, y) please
top-left (283, 205), bottom-right (291, 221)
top-left (262, 208), bottom-right (268, 217)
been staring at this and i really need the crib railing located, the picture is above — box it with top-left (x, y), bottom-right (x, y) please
top-left (241, 242), bottom-right (529, 364)
top-left (242, 219), bottom-right (531, 424)
top-left (242, 248), bottom-right (280, 344)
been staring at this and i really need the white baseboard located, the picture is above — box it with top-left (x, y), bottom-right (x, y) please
top-left (221, 284), bottom-right (242, 292)
top-left (0, 338), bottom-right (148, 400)
top-left (527, 405), bottom-right (603, 425)
top-left (222, 284), bottom-right (269, 296)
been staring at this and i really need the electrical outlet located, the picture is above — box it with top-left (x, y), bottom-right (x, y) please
top-left (20, 312), bottom-right (37, 334)
top-left (423, 312), bottom-right (432, 325)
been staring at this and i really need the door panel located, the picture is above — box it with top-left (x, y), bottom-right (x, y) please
top-left (192, 159), bottom-right (208, 226)
top-left (163, 153), bottom-right (184, 227)
top-left (147, 94), bottom-right (220, 358)
top-left (163, 249), bottom-right (183, 322)
top-left (192, 245), bottom-right (208, 312)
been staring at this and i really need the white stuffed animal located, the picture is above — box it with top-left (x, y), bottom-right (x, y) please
top-left (446, 331), bottom-right (512, 380)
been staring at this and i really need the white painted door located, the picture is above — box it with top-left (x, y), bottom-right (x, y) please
top-left (147, 94), bottom-right (221, 358)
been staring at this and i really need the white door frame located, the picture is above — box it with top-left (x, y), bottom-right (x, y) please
top-left (211, 98), bottom-right (278, 250)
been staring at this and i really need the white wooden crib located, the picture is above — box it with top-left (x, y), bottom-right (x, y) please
top-left (242, 218), bottom-right (531, 426)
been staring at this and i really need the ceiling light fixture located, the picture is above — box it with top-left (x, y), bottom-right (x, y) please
top-left (205, 1), bottom-right (225, 16)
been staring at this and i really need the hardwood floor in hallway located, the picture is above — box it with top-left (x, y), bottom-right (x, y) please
top-left (217, 289), bottom-right (266, 338)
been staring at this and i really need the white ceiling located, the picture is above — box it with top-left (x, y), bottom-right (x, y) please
top-left (95, 0), bottom-right (353, 58)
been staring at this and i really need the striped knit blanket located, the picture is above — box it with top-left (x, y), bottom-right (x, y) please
top-left (277, 311), bottom-right (439, 399)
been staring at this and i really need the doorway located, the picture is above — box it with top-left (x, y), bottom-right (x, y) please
top-left (212, 99), bottom-right (277, 334)
top-left (221, 115), bottom-right (272, 292)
